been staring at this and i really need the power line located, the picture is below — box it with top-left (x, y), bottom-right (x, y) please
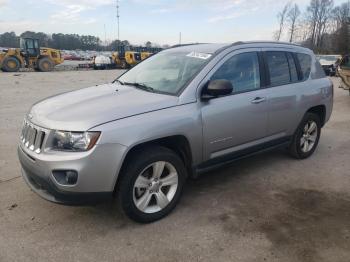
top-left (104, 24), bottom-right (107, 50)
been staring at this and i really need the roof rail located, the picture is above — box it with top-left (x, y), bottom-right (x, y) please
top-left (169, 43), bottom-right (207, 49)
top-left (230, 41), bottom-right (302, 47)
top-left (212, 40), bottom-right (305, 55)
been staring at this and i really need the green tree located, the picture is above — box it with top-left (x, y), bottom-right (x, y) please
top-left (0, 32), bottom-right (19, 47)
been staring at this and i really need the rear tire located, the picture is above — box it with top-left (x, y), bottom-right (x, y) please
top-left (118, 146), bottom-right (187, 223)
top-left (38, 57), bottom-right (54, 72)
top-left (289, 113), bottom-right (321, 159)
top-left (1, 56), bottom-right (20, 72)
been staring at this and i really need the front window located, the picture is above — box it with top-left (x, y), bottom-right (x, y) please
top-left (20, 38), bottom-right (26, 50)
top-left (211, 52), bottom-right (260, 93)
top-left (118, 50), bottom-right (211, 95)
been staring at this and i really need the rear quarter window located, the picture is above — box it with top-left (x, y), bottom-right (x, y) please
top-left (286, 52), bottom-right (298, 82)
top-left (296, 53), bottom-right (311, 80)
top-left (313, 59), bottom-right (326, 79)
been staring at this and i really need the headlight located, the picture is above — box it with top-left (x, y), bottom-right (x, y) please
top-left (52, 131), bottom-right (100, 151)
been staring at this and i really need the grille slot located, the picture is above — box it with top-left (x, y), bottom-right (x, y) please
top-left (20, 120), bottom-right (47, 154)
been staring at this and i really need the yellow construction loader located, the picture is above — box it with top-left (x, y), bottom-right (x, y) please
top-left (0, 38), bottom-right (63, 72)
top-left (111, 51), bottom-right (142, 69)
top-left (91, 46), bottom-right (161, 70)
top-left (141, 52), bottom-right (152, 60)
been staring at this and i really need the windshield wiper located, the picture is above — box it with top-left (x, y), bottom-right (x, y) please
top-left (123, 82), bottom-right (155, 92)
top-left (114, 79), bottom-right (125, 85)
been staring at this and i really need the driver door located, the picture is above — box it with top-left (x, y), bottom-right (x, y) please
top-left (24, 39), bottom-right (40, 57)
top-left (200, 49), bottom-right (269, 161)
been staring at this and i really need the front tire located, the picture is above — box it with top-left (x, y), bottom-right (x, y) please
top-left (2, 56), bottom-right (20, 72)
top-left (118, 146), bottom-right (187, 223)
top-left (289, 112), bottom-right (321, 159)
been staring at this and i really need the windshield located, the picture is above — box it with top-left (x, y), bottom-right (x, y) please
top-left (118, 50), bottom-right (212, 95)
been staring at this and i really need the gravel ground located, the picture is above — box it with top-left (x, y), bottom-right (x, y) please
top-left (0, 71), bottom-right (350, 262)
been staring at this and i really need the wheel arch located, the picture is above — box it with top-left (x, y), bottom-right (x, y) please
top-left (113, 135), bottom-right (193, 193)
top-left (307, 105), bottom-right (326, 127)
top-left (38, 55), bottom-right (53, 62)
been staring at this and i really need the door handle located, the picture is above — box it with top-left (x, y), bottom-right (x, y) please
top-left (251, 97), bottom-right (266, 104)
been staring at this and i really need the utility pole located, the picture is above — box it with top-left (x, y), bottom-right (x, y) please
top-left (104, 24), bottom-right (107, 51)
top-left (116, 0), bottom-right (120, 49)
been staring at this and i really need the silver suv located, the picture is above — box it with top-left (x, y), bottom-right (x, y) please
top-left (18, 42), bottom-right (333, 222)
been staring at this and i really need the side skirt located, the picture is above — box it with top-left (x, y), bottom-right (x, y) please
top-left (194, 137), bottom-right (291, 175)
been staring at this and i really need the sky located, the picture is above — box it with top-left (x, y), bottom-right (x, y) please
top-left (0, 0), bottom-right (346, 46)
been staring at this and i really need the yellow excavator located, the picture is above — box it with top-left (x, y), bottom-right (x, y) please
top-left (0, 37), bottom-right (63, 72)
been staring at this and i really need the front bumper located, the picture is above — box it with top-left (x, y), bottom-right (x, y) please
top-left (18, 142), bottom-right (127, 205)
top-left (20, 162), bottom-right (112, 204)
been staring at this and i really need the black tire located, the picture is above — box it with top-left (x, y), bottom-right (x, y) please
top-left (118, 146), bottom-right (187, 223)
top-left (120, 60), bottom-right (128, 69)
top-left (289, 112), bottom-right (321, 159)
top-left (38, 57), bottom-right (54, 72)
top-left (1, 56), bottom-right (20, 72)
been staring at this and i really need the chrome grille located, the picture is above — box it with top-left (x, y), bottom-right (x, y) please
top-left (20, 120), bottom-right (47, 154)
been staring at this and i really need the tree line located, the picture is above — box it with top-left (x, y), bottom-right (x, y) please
top-left (0, 31), bottom-right (164, 51)
top-left (275, 0), bottom-right (350, 54)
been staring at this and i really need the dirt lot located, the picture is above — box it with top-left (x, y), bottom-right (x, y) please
top-left (0, 71), bottom-right (350, 262)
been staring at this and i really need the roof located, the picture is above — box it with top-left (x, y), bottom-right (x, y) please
top-left (167, 43), bottom-right (229, 54)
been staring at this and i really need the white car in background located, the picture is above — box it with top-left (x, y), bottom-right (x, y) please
top-left (317, 55), bottom-right (341, 76)
top-left (93, 55), bottom-right (112, 69)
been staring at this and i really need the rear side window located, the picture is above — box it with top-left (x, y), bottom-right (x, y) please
top-left (296, 53), bottom-right (311, 80)
top-left (211, 52), bottom-right (260, 93)
top-left (266, 52), bottom-right (290, 86)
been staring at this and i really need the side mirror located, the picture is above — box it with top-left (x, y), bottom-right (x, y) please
top-left (202, 79), bottom-right (233, 100)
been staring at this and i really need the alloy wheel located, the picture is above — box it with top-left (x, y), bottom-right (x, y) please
top-left (133, 161), bottom-right (178, 214)
top-left (300, 120), bottom-right (318, 153)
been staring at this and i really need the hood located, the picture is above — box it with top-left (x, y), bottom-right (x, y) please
top-left (29, 83), bottom-right (179, 131)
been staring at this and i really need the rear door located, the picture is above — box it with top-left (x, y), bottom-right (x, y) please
top-left (200, 49), bottom-right (269, 160)
top-left (262, 49), bottom-right (300, 138)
